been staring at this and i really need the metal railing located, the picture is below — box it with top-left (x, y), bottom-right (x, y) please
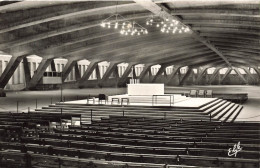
top-left (152, 94), bottom-right (174, 107)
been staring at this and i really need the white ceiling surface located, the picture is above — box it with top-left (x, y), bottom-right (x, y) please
top-left (0, 1), bottom-right (73, 13)
top-left (1, 0), bottom-right (259, 13)
top-left (154, 0), bottom-right (260, 7)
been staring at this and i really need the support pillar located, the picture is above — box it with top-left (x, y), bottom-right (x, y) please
top-left (62, 59), bottom-right (77, 82)
top-left (114, 66), bottom-right (119, 79)
top-left (151, 65), bottom-right (166, 83)
top-left (148, 68), bottom-right (152, 82)
top-left (98, 62), bottom-right (119, 87)
top-left (220, 67), bottom-right (232, 84)
top-left (0, 55), bottom-right (25, 88)
top-left (22, 57), bottom-right (31, 88)
top-left (118, 63), bottom-right (135, 87)
top-left (166, 66), bottom-right (181, 85)
top-left (209, 67), bottom-right (221, 84)
top-left (78, 61), bottom-right (99, 87)
top-left (96, 65), bottom-right (101, 81)
top-left (27, 59), bottom-right (52, 89)
top-left (233, 67), bottom-right (247, 84)
top-left (132, 65), bottom-right (137, 79)
top-left (50, 60), bottom-right (56, 72)
top-left (163, 69), bottom-right (167, 79)
top-left (196, 66), bottom-right (209, 84)
top-left (74, 62), bottom-right (81, 81)
top-left (252, 66), bottom-right (260, 78)
top-left (241, 67), bottom-right (257, 84)
top-left (177, 69), bottom-right (181, 84)
top-left (138, 64), bottom-right (153, 82)
top-left (179, 67), bottom-right (193, 85)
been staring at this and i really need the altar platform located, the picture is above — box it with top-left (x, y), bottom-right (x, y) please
top-left (63, 94), bottom-right (218, 108)
top-left (63, 83), bottom-right (219, 108)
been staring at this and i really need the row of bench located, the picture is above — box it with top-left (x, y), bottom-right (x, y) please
top-left (0, 112), bottom-right (81, 141)
top-left (0, 150), bottom-right (209, 168)
top-left (0, 112), bottom-right (208, 168)
top-left (0, 109), bottom-right (258, 168)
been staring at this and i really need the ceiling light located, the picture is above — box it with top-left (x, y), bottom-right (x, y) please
top-left (146, 10), bottom-right (191, 35)
top-left (100, 3), bottom-right (148, 36)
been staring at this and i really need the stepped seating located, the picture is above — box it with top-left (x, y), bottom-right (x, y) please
top-left (38, 125), bottom-right (260, 143)
top-left (1, 140), bottom-right (259, 168)
top-left (0, 151), bottom-right (211, 168)
top-left (0, 112), bottom-right (80, 142)
top-left (0, 113), bottom-right (259, 168)
top-left (91, 117), bottom-right (260, 133)
top-left (19, 135), bottom-right (258, 159)
top-left (0, 97), bottom-right (248, 167)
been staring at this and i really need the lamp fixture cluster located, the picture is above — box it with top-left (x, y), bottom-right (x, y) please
top-left (100, 14), bottom-right (124, 29)
top-left (120, 21), bottom-right (148, 36)
top-left (146, 15), bottom-right (190, 34)
top-left (100, 13), bottom-right (148, 36)
top-left (100, 4), bottom-right (190, 37)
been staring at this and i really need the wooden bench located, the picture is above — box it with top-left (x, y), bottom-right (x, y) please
top-left (0, 112), bottom-right (259, 168)
top-left (70, 124), bottom-right (260, 140)
top-left (20, 135), bottom-right (260, 160)
top-left (54, 128), bottom-right (260, 145)
top-left (38, 132), bottom-right (259, 152)
top-left (87, 121), bottom-right (260, 132)
top-left (0, 150), bottom-right (189, 168)
top-left (5, 140), bottom-right (258, 168)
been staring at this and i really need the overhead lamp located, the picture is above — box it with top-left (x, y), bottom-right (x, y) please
top-left (146, 9), bottom-right (190, 35)
top-left (101, 2), bottom-right (148, 36)
top-left (119, 21), bottom-right (147, 36)
top-left (100, 13), bottom-right (128, 30)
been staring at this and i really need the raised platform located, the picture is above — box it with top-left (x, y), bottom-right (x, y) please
top-left (64, 94), bottom-right (217, 108)
top-left (214, 93), bottom-right (248, 103)
top-left (0, 86), bottom-right (257, 122)
top-left (180, 92), bottom-right (248, 104)
top-left (59, 93), bottom-right (244, 123)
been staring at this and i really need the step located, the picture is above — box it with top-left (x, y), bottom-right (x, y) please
top-left (231, 106), bottom-right (243, 122)
top-left (52, 103), bottom-right (201, 111)
top-left (226, 106), bottom-right (242, 122)
top-left (199, 99), bottom-right (222, 111)
top-left (215, 103), bottom-right (235, 120)
top-left (211, 101), bottom-right (231, 118)
top-left (35, 109), bottom-right (210, 119)
top-left (222, 104), bottom-right (240, 122)
top-left (41, 106), bottom-right (203, 114)
top-left (204, 100), bottom-right (227, 114)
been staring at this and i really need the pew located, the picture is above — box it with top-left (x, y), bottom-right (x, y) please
top-left (1, 141), bottom-right (258, 168)
top-left (0, 112), bottom-right (259, 168)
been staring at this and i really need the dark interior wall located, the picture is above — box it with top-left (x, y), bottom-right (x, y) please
top-left (151, 74), bottom-right (259, 86)
top-left (8, 73), bottom-right (260, 90)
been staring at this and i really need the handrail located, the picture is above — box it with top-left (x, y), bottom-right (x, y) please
top-left (152, 94), bottom-right (174, 107)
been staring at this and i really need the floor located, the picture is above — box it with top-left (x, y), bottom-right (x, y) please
top-left (165, 85), bottom-right (260, 122)
top-left (0, 85), bottom-right (259, 121)
top-left (0, 88), bottom-right (126, 112)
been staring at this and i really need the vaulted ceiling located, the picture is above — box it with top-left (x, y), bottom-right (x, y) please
top-left (0, 0), bottom-right (259, 68)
